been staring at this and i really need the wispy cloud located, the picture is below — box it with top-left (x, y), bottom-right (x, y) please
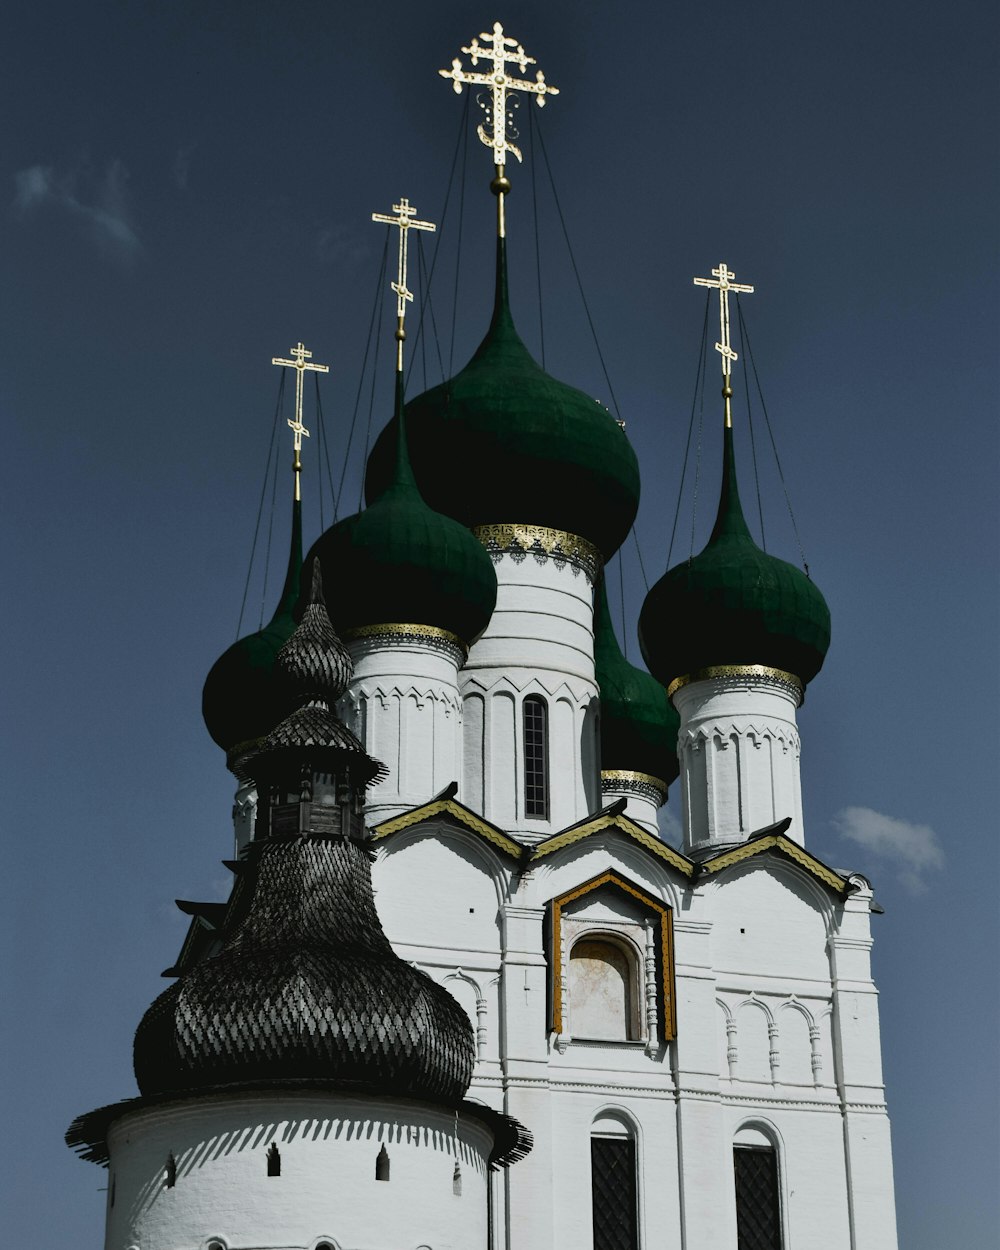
top-left (13, 158), bottom-right (141, 257)
top-left (316, 221), bottom-right (369, 267)
top-left (172, 144), bottom-right (195, 190)
top-left (832, 805), bottom-right (944, 894)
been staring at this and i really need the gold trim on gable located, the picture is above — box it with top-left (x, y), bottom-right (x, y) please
top-left (550, 869), bottom-right (677, 1040)
top-left (371, 797), bottom-right (523, 859)
top-left (701, 834), bottom-right (848, 894)
top-left (532, 812), bottom-right (694, 878)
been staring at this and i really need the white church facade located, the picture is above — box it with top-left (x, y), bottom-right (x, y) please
top-left (68, 21), bottom-right (899, 1250)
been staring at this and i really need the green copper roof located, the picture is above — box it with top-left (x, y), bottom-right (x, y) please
top-left (364, 238), bottom-right (641, 561)
top-left (594, 579), bottom-right (679, 786)
top-left (202, 494), bottom-right (303, 756)
top-left (638, 426), bottom-right (831, 689)
top-left (307, 372), bottom-right (497, 646)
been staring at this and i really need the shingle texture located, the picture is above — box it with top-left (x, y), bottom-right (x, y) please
top-left (133, 834), bottom-right (475, 1102)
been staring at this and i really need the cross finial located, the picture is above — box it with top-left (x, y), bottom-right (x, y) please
top-left (440, 21), bottom-right (558, 236)
top-left (371, 197), bottom-right (436, 372)
top-left (693, 263), bottom-right (754, 427)
top-left (271, 342), bottom-right (330, 498)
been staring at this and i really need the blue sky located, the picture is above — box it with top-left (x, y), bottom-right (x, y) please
top-left (1, 2), bottom-right (997, 1243)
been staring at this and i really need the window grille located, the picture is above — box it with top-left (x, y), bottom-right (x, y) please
top-left (591, 1135), bottom-right (638, 1250)
top-left (734, 1146), bottom-right (782, 1250)
top-left (523, 696), bottom-right (549, 818)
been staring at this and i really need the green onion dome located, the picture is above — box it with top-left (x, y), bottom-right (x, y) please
top-left (305, 374), bottom-right (497, 647)
top-left (364, 239), bottom-right (641, 562)
top-left (201, 496), bottom-right (303, 764)
top-left (638, 426), bottom-right (831, 692)
top-left (594, 578), bottom-right (679, 787)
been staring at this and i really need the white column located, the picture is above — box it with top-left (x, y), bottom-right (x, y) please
top-left (338, 631), bottom-right (464, 824)
top-left (830, 877), bottom-right (899, 1249)
top-left (672, 668), bottom-right (805, 857)
top-left (461, 528), bottom-right (601, 842)
top-left (599, 771), bottom-right (667, 837)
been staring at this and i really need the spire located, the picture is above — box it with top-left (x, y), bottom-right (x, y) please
top-left (439, 21), bottom-right (559, 238)
top-left (370, 196), bottom-right (436, 495)
top-left (271, 341), bottom-right (330, 500)
top-left (708, 424), bottom-right (754, 546)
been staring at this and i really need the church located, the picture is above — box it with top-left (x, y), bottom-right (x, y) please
top-left (68, 22), bottom-right (899, 1250)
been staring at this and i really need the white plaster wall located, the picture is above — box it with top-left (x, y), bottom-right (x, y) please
top-left (461, 551), bottom-right (600, 840)
top-left (340, 636), bottom-right (463, 824)
top-left (105, 1091), bottom-right (492, 1250)
top-left (673, 673), bottom-right (804, 853)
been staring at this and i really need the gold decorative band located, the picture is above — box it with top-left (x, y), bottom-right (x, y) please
top-left (601, 769), bottom-right (668, 799)
top-left (472, 523), bottom-right (602, 579)
top-left (667, 664), bottom-right (803, 701)
top-left (342, 622), bottom-right (467, 655)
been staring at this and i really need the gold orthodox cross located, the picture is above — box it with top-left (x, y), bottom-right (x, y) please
top-left (271, 342), bottom-right (330, 497)
top-left (440, 21), bottom-right (558, 235)
top-left (371, 197), bottom-right (436, 371)
top-left (693, 263), bottom-right (754, 427)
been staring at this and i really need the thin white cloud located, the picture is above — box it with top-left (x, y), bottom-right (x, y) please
top-left (832, 805), bottom-right (944, 894)
top-left (13, 159), bottom-right (141, 256)
top-left (172, 144), bottom-right (195, 190)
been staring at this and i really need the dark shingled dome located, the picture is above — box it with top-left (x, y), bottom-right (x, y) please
top-left (306, 375), bottom-right (497, 645)
top-left (202, 495), bottom-right (303, 760)
top-left (132, 835), bottom-right (475, 1103)
top-left (364, 239), bottom-right (641, 562)
top-left (639, 426), bottom-right (831, 690)
top-left (135, 564), bottom-right (474, 1104)
top-left (594, 579), bottom-right (679, 786)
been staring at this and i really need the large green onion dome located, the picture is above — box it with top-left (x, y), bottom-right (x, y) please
top-left (594, 578), bottom-right (679, 787)
top-left (305, 374), bottom-right (497, 647)
top-left (364, 239), bottom-right (641, 562)
top-left (638, 426), bottom-right (831, 691)
top-left (201, 496), bottom-right (303, 764)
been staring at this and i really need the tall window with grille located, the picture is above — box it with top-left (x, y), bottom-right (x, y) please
top-left (523, 695), bottom-right (549, 818)
top-left (734, 1145), bottom-right (782, 1250)
top-left (591, 1133), bottom-right (638, 1250)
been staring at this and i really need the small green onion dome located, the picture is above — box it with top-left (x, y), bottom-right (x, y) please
top-left (364, 239), bottom-right (641, 562)
top-left (305, 373), bottom-right (497, 647)
top-left (202, 496), bottom-right (303, 761)
top-left (638, 426), bottom-right (831, 691)
top-left (594, 578), bottom-right (679, 787)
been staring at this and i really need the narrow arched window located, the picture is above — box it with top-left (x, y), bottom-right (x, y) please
top-left (267, 1142), bottom-right (281, 1177)
top-left (375, 1143), bottom-right (390, 1181)
top-left (570, 937), bottom-right (638, 1040)
top-left (165, 1152), bottom-right (177, 1188)
top-left (452, 1160), bottom-right (463, 1196)
top-left (523, 695), bottom-right (549, 818)
top-left (734, 1130), bottom-right (782, 1249)
top-left (591, 1116), bottom-right (638, 1250)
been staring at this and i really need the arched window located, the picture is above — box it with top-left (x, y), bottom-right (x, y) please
top-left (569, 936), bottom-right (639, 1040)
top-left (267, 1142), bottom-right (281, 1177)
top-left (523, 695), bottom-right (549, 818)
top-left (734, 1126), bottom-right (783, 1249)
top-left (591, 1113), bottom-right (638, 1250)
top-left (375, 1143), bottom-right (390, 1181)
top-left (165, 1152), bottom-right (177, 1188)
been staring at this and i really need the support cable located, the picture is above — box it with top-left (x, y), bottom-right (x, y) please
top-left (448, 100), bottom-right (471, 378)
top-left (737, 307), bottom-right (766, 549)
top-left (314, 371), bottom-right (338, 531)
top-left (259, 387), bottom-right (284, 628)
top-left (665, 293), bottom-right (710, 569)
top-left (617, 548), bottom-right (628, 659)
top-left (736, 296), bottom-right (810, 574)
top-left (408, 92), bottom-right (469, 390)
top-left (335, 232), bottom-right (390, 519)
top-left (359, 270), bottom-right (387, 510)
top-left (236, 372), bottom-right (285, 639)
top-left (534, 115), bottom-right (622, 420)
top-left (411, 231), bottom-right (446, 392)
top-left (631, 524), bottom-right (650, 593)
top-left (528, 107), bottom-right (546, 368)
top-left (689, 322), bottom-right (709, 560)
